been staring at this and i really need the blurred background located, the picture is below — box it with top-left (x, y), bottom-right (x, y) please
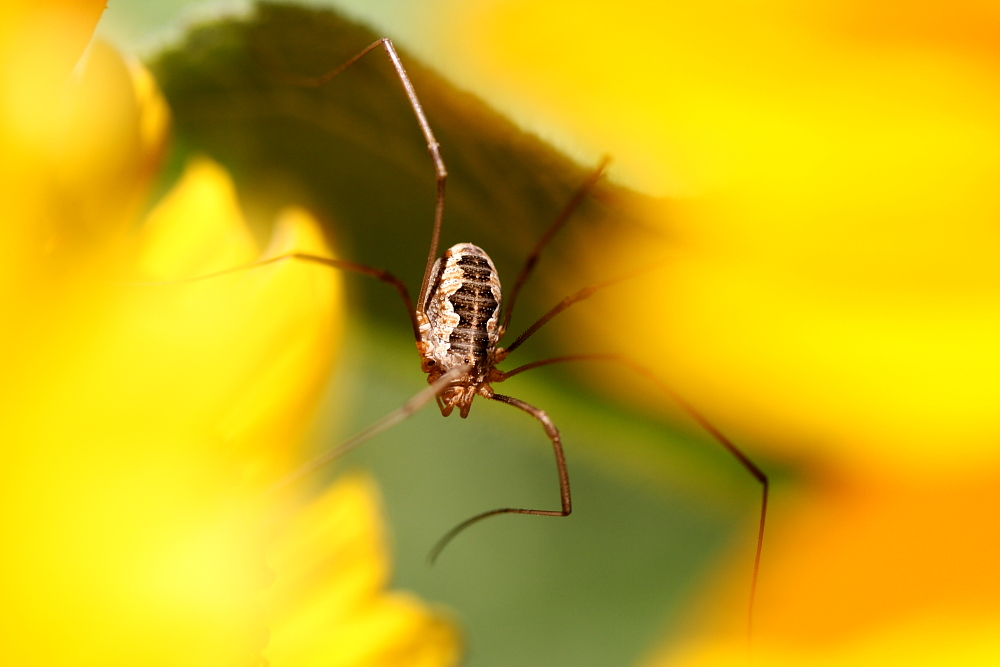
top-left (86, 1), bottom-right (1000, 666)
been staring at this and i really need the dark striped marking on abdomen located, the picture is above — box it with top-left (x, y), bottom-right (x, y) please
top-left (448, 255), bottom-right (499, 359)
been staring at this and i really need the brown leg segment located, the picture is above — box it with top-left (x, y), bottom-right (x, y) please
top-left (504, 272), bottom-right (634, 354)
top-left (127, 251), bottom-right (420, 341)
top-left (283, 38), bottom-right (447, 313)
top-left (503, 260), bottom-right (662, 354)
top-left (429, 393), bottom-right (572, 563)
top-left (499, 353), bottom-right (767, 648)
top-left (269, 365), bottom-right (470, 494)
top-left (500, 156), bottom-right (610, 336)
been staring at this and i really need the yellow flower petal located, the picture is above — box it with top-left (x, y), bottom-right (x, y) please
top-left (449, 0), bottom-right (1000, 473)
top-left (0, 10), bottom-right (459, 666)
top-left (128, 59), bottom-right (171, 174)
top-left (443, 3), bottom-right (1000, 665)
top-left (1, 161), bottom-right (341, 665)
top-left (0, 0), bottom-right (107, 294)
top-left (138, 157), bottom-right (258, 279)
top-left (266, 474), bottom-right (461, 667)
top-left (652, 616), bottom-right (1000, 667)
top-left (115, 158), bottom-right (343, 484)
top-left (0, 29), bottom-right (343, 665)
top-left (52, 39), bottom-right (154, 244)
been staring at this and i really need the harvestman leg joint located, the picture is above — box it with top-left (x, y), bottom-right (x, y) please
top-left (145, 38), bottom-right (769, 643)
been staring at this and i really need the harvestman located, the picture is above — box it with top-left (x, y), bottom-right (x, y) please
top-left (163, 39), bottom-right (769, 641)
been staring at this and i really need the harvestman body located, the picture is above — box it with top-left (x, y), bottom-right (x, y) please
top-left (159, 38), bottom-right (769, 643)
top-left (419, 243), bottom-right (505, 414)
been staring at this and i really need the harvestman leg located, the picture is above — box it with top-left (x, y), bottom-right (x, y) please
top-left (496, 207), bottom-right (768, 643)
top-left (146, 38), bottom-right (449, 332)
top-left (133, 42), bottom-right (460, 496)
top-left (287, 38), bottom-right (448, 306)
top-left (132, 255), bottom-right (470, 490)
top-left (126, 27), bottom-right (452, 509)
top-left (503, 270), bottom-right (644, 354)
top-left (147, 39), bottom-right (450, 328)
top-left (500, 156), bottom-right (611, 335)
top-left (428, 393), bottom-right (573, 563)
top-left (270, 365), bottom-right (471, 493)
top-left (428, 159), bottom-right (645, 558)
top-left (499, 353), bottom-right (768, 644)
top-left (133, 256), bottom-right (469, 498)
top-left (428, 159), bottom-right (616, 559)
top-left (134, 252), bottom-right (421, 340)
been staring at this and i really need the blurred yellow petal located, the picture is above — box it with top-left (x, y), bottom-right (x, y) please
top-left (1, 152), bottom-right (341, 665)
top-left (266, 474), bottom-right (461, 667)
top-left (626, 468), bottom-right (1000, 664)
top-left (441, 1), bottom-right (1000, 664)
top-left (139, 157), bottom-right (257, 277)
top-left (448, 0), bottom-right (1000, 473)
top-left (128, 58), bottom-right (171, 174)
top-left (0, 0), bottom-right (106, 295)
top-left (215, 206), bottom-right (344, 471)
top-left (52, 39), bottom-right (157, 245)
top-left (750, 474), bottom-right (1000, 646)
top-left (0, 7), bottom-right (461, 662)
top-left (0, 13), bottom-right (424, 663)
top-left (653, 616), bottom-right (1000, 667)
top-left (114, 157), bottom-right (343, 485)
top-left (0, 0), bottom-right (106, 147)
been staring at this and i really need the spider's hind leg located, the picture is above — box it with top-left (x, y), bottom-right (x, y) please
top-left (429, 392), bottom-right (571, 563)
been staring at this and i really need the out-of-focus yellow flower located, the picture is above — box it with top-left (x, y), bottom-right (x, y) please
top-left (440, 1), bottom-right (1000, 664)
top-left (0, 4), bottom-right (459, 666)
top-left (446, 0), bottom-right (1000, 474)
top-left (266, 473), bottom-right (460, 667)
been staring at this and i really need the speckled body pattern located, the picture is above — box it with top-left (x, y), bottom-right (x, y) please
top-left (418, 243), bottom-right (503, 388)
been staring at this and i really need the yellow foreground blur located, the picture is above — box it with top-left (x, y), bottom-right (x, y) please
top-left (0, 3), bottom-right (458, 666)
top-left (441, 1), bottom-right (1000, 664)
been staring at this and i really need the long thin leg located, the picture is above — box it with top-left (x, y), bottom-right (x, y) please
top-left (290, 39), bottom-right (447, 313)
top-left (499, 353), bottom-right (767, 647)
top-left (429, 393), bottom-right (572, 563)
top-left (500, 157), bottom-right (610, 336)
top-left (126, 251), bottom-right (421, 341)
top-left (269, 365), bottom-right (470, 494)
top-left (503, 263), bottom-right (656, 354)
